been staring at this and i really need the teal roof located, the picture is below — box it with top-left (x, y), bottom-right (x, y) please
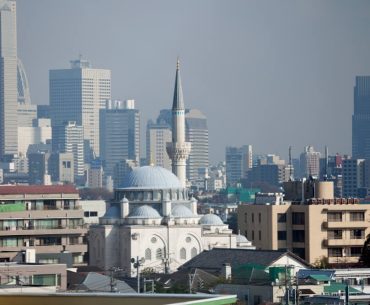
top-left (309, 274), bottom-right (332, 281)
top-left (324, 283), bottom-right (361, 294)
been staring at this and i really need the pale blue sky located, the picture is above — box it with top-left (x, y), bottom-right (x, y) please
top-left (17, 0), bottom-right (370, 163)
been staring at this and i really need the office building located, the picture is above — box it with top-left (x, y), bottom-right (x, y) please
top-left (0, 185), bottom-right (87, 266)
top-left (0, 0), bottom-right (18, 159)
top-left (225, 145), bottom-right (253, 186)
top-left (112, 159), bottom-right (138, 189)
top-left (343, 158), bottom-right (366, 198)
top-left (146, 120), bottom-right (172, 170)
top-left (185, 109), bottom-right (209, 184)
top-left (100, 99), bottom-right (140, 177)
top-left (18, 118), bottom-right (52, 157)
top-left (28, 152), bottom-right (50, 185)
top-left (37, 105), bottom-right (50, 119)
top-left (50, 58), bottom-right (111, 157)
top-left (53, 121), bottom-right (84, 181)
top-left (49, 152), bottom-right (74, 184)
top-left (300, 146), bottom-right (321, 178)
top-left (353, 76), bottom-right (370, 159)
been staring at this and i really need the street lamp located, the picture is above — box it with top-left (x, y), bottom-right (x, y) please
top-left (131, 256), bottom-right (145, 293)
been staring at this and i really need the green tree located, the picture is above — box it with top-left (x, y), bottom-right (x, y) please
top-left (360, 234), bottom-right (370, 267)
top-left (312, 256), bottom-right (329, 269)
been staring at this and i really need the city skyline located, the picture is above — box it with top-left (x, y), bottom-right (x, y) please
top-left (17, 0), bottom-right (370, 163)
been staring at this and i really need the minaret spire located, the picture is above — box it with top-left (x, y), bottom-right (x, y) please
top-left (166, 58), bottom-right (191, 188)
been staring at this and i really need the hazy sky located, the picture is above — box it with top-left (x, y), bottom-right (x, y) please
top-left (17, 0), bottom-right (370, 163)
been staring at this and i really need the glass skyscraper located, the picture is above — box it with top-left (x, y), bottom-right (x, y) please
top-left (0, 0), bottom-right (18, 159)
top-left (352, 76), bottom-right (370, 159)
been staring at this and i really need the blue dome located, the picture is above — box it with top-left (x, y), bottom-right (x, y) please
top-left (128, 205), bottom-right (162, 219)
top-left (171, 205), bottom-right (195, 218)
top-left (121, 166), bottom-right (182, 189)
top-left (103, 205), bottom-right (120, 219)
top-left (199, 214), bottom-right (224, 225)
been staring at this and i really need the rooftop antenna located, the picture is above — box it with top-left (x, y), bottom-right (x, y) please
top-left (325, 146), bottom-right (329, 179)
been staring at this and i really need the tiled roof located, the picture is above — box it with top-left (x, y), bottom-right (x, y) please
top-left (180, 248), bottom-right (310, 273)
top-left (0, 185), bottom-right (78, 195)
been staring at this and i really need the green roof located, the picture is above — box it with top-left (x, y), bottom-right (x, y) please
top-left (324, 283), bottom-right (361, 294)
top-left (309, 274), bottom-right (332, 282)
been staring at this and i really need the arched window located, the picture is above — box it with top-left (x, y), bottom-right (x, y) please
top-left (180, 248), bottom-right (186, 260)
top-left (145, 248), bottom-right (152, 260)
top-left (191, 247), bottom-right (198, 258)
top-left (156, 248), bottom-right (163, 259)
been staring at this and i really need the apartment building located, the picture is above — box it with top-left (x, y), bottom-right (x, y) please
top-left (0, 185), bottom-right (87, 266)
top-left (238, 197), bottom-right (370, 266)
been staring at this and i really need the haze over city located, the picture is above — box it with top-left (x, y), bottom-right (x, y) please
top-left (17, 0), bottom-right (370, 163)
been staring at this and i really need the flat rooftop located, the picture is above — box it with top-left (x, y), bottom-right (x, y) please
top-left (0, 293), bottom-right (237, 305)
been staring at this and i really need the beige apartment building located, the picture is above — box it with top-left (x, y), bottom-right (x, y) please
top-left (0, 185), bottom-right (87, 266)
top-left (238, 196), bottom-right (370, 266)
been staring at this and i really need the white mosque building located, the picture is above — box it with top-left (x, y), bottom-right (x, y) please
top-left (89, 60), bottom-right (254, 276)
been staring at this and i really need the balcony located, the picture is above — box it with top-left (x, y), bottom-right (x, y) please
top-left (0, 225), bottom-right (87, 236)
top-left (324, 238), bottom-right (365, 247)
top-left (323, 221), bottom-right (368, 229)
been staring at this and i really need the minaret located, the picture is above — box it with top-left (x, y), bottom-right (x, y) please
top-left (166, 59), bottom-right (191, 187)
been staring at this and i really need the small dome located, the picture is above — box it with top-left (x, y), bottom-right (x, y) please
top-left (121, 166), bottom-right (182, 189)
top-left (102, 205), bottom-right (120, 219)
top-left (199, 214), bottom-right (224, 225)
top-left (236, 234), bottom-right (250, 243)
top-left (171, 205), bottom-right (194, 218)
top-left (120, 197), bottom-right (129, 204)
top-left (128, 205), bottom-right (161, 219)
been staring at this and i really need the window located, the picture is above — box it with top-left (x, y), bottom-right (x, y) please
top-left (145, 248), bottom-right (152, 260)
top-left (292, 212), bottom-right (305, 225)
top-left (350, 247), bottom-right (362, 257)
top-left (156, 248), bottom-right (163, 259)
top-left (258, 213), bottom-right (261, 223)
top-left (328, 212), bottom-right (342, 222)
top-left (252, 230), bottom-right (255, 240)
top-left (328, 247), bottom-right (343, 257)
top-left (278, 231), bottom-right (287, 241)
top-left (244, 213), bottom-right (248, 222)
top-left (292, 230), bottom-right (305, 243)
top-left (191, 247), bottom-right (197, 258)
top-left (277, 213), bottom-right (286, 223)
top-left (350, 212), bottom-right (365, 221)
top-left (328, 230), bottom-right (342, 240)
top-left (251, 213), bottom-right (254, 223)
top-left (351, 229), bottom-right (364, 239)
top-left (258, 231), bottom-right (261, 241)
top-left (292, 248), bottom-right (305, 260)
top-left (180, 248), bottom-right (186, 260)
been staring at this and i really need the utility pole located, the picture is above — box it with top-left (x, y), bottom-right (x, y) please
top-left (285, 265), bottom-right (290, 305)
top-left (131, 256), bottom-right (145, 293)
top-left (109, 267), bottom-right (122, 292)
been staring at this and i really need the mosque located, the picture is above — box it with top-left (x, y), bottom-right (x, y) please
top-left (89, 60), bottom-right (254, 276)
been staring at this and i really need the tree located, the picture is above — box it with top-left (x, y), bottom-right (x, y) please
top-left (360, 234), bottom-right (370, 267)
top-left (312, 256), bottom-right (329, 269)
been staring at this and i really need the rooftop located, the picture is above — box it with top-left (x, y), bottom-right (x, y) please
top-left (0, 185), bottom-right (79, 195)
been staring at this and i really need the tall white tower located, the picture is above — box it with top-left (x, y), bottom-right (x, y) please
top-left (166, 59), bottom-right (191, 187)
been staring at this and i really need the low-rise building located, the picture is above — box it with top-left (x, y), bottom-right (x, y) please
top-left (0, 185), bottom-right (87, 266)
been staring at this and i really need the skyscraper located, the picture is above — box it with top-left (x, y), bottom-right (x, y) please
top-left (100, 99), bottom-right (140, 177)
top-left (352, 76), bottom-right (370, 159)
top-left (146, 120), bottom-right (172, 170)
top-left (225, 145), bottom-right (253, 186)
top-left (166, 59), bottom-right (191, 187)
top-left (50, 58), bottom-right (111, 157)
top-left (299, 145), bottom-right (321, 178)
top-left (185, 109), bottom-right (209, 183)
top-left (53, 121), bottom-right (84, 181)
top-left (0, 0), bottom-right (18, 159)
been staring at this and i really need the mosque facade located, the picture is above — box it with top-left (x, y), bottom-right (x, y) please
top-left (89, 61), bottom-right (254, 276)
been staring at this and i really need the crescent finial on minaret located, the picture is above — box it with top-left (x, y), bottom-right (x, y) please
top-left (176, 57), bottom-right (180, 71)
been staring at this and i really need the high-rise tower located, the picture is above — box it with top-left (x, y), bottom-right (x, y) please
top-left (166, 59), bottom-right (191, 187)
top-left (352, 76), bottom-right (370, 159)
top-left (0, 0), bottom-right (18, 159)
top-left (50, 58), bottom-right (111, 157)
